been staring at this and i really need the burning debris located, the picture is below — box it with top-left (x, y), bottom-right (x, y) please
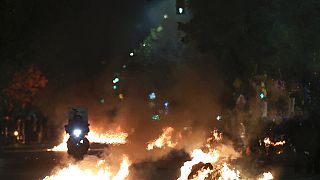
top-left (43, 155), bottom-right (131, 180)
top-left (147, 127), bottom-right (177, 150)
top-left (177, 148), bottom-right (220, 180)
top-left (261, 137), bottom-right (286, 147)
top-left (207, 129), bottom-right (223, 143)
top-left (177, 129), bottom-right (274, 180)
top-left (46, 126), bottom-right (277, 180)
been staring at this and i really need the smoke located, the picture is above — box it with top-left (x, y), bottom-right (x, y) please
top-left (34, 2), bottom-right (275, 180)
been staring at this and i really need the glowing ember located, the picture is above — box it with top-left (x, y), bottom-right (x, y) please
top-left (147, 127), bottom-right (177, 150)
top-left (43, 155), bottom-right (130, 180)
top-left (48, 130), bottom-right (128, 152)
top-left (262, 137), bottom-right (285, 147)
top-left (258, 172), bottom-right (274, 180)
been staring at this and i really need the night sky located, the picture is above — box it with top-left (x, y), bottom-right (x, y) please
top-left (30, 0), bottom-right (156, 78)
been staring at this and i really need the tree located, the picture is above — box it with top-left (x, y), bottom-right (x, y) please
top-left (3, 66), bottom-right (48, 110)
top-left (179, 0), bottom-right (320, 81)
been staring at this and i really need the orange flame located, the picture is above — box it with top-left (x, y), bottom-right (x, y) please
top-left (258, 172), bottom-right (274, 180)
top-left (177, 149), bottom-right (219, 180)
top-left (147, 127), bottom-right (177, 150)
top-left (48, 134), bottom-right (69, 152)
top-left (263, 137), bottom-right (285, 147)
top-left (48, 130), bottom-right (128, 152)
top-left (191, 167), bottom-right (213, 180)
top-left (178, 128), bottom-right (273, 180)
top-left (87, 131), bottom-right (128, 144)
top-left (219, 163), bottom-right (240, 180)
top-left (43, 155), bottom-right (131, 180)
top-left (206, 129), bottom-right (223, 149)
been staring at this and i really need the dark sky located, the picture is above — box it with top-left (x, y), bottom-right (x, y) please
top-left (2, 0), bottom-right (188, 82)
top-left (23, 0), bottom-right (191, 93)
top-left (29, 0), bottom-right (152, 78)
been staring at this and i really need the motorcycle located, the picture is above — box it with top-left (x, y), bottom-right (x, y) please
top-left (64, 108), bottom-right (90, 159)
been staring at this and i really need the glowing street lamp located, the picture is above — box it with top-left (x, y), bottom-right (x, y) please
top-left (152, 114), bottom-right (160, 121)
top-left (148, 92), bottom-right (156, 100)
top-left (14, 131), bottom-right (19, 136)
top-left (112, 77), bottom-right (120, 84)
top-left (176, 0), bottom-right (186, 14)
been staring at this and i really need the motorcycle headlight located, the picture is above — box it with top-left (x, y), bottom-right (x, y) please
top-left (73, 129), bottom-right (82, 137)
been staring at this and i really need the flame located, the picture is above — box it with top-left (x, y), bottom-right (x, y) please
top-left (206, 129), bottom-right (223, 149)
top-left (258, 172), bottom-right (274, 180)
top-left (191, 167), bottom-right (213, 180)
top-left (48, 130), bottom-right (128, 152)
top-left (262, 137), bottom-right (285, 147)
top-left (87, 131), bottom-right (128, 144)
top-left (178, 149), bottom-right (241, 180)
top-left (43, 155), bottom-right (131, 180)
top-left (219, 163), bottom-right (240, 180)
top-left (147, 127), bottom-right (177, 150)
top-left (210, 129), bottom-right (223, 142)
top-left (48, 134), bottom-right (69, 152)
top-left (113, 156), bottom-right (131, 180)
top-left (178, 128), bottom-right (274, 180)
top-left (177, 149), bottom-right (219, 180)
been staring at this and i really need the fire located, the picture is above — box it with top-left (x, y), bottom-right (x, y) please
top-left (44, 155), bottom-right (131, 180)
top-left (219, 163), bottom-right (240, 180)
top-left (211, 129), bottom-right (223, 142)
top-left (206, 129), bottom-right (223, 149)
top-left (49, 134), bottom-right (69, 152)
top-left (178, 149), bottom-right (219, 180)
top-left (178, 129), bottom-right (274, 180)
top-left (48, 130), bottom-right (128, 152)
top-left (258, 172), bottom-right (274, 180)
top-left (87, 131), bottom-right (128, 144)
top-left (191, 167), bottom-right (213, 180)
top-left (147, 127), bottom-right (177, 150)
top-left (262, 137), bottom-right (285, 147)
top-left (177, 149), bottom-right (242, 180)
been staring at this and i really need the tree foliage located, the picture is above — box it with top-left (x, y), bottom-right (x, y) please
top-left (179, 0), bottom-right (320, 80)
top-left (3, 66), bottom-right (48, 110)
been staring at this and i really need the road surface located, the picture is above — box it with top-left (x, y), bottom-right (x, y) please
top-left (0, 145), bottom-right (319, 180)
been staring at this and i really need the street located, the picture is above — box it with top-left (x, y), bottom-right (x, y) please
top-left (0, 145), bottom-right (185, 180)
top-left (0, 150), bottom-right (64, 180)
top-left (1, 146), bottom-right (320, 180)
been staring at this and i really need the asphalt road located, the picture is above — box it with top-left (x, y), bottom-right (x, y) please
top-left (0, 150), bottom-right (64, 180)
top-left (0, 146), bottom-right (320, 180)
